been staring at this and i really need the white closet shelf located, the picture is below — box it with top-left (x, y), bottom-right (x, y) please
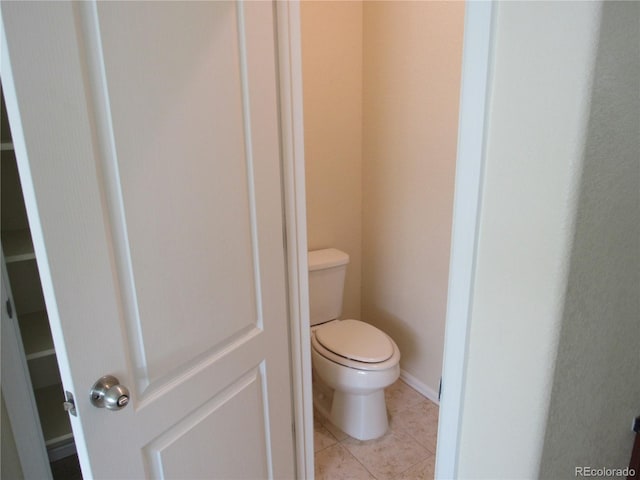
top-left (18, 310), bottom-right (55, 359)
top-left (34, 383), bottom-right (73, 446)
top-left (2, 228), bottom-right (35, 263)
top-left (0, 141), bottom-right (14, 151)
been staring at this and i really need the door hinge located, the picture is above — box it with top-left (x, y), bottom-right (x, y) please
top-left (63, 391), bottom-right (77, 417)
top-left (5, 299), bottom-right (13, 318)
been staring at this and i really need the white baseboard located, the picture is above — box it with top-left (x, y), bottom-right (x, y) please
top-left (400, 369), bottom-right (440, 406)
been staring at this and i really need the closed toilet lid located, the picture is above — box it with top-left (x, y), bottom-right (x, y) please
top-left (314, 319), bottom-right (394, 363)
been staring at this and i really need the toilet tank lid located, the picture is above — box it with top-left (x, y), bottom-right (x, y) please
top-left (308, 248), bottom-right (349, 272)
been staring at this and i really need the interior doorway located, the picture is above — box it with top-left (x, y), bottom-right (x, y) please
top-left (293, 2), bottom-right (494, 478)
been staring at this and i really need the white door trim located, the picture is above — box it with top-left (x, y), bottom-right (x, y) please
top-left (275, 2), bottom-right (314, 478)
top-left (436, 2), bottom-right (495, 478)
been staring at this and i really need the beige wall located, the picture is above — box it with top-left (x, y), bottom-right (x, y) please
top-left (301, 0), bottom-right (363, 320)
top-left (301, 2), bottom-right (464, 395)
top-left (539, 1), bottom-right (639, 475)
top-left (361, 2), bottom-right (464, 395)
top-left (457, 2), bottom-right (611, 477)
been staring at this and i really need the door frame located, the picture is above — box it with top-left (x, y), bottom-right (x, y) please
top-left (0, 1), bottom-right (494, 477)
top-left (275, 2), bottom-right (314, 478)
top-left (435, 2), bottom-right (495, 477)
top-left (279, 1), bottom-right (495, 478)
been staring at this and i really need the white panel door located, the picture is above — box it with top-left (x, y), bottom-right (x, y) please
top-left (0, 1), bottom-right (296, 478)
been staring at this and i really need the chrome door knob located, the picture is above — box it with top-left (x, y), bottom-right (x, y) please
top-left (90, 375), bottom-right (130, 411)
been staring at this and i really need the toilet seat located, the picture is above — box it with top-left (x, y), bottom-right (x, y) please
top-left (311, 319), bottom-right (400, 371)
top-left (316, 319), bottom-right (393, 362)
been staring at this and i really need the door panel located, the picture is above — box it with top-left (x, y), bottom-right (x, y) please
top-left (145, 367), bottom-right (269, 479)
top-left (87, 1), bottom-right (261, 390)
top-left (0, 1), bottom-right (295, 478)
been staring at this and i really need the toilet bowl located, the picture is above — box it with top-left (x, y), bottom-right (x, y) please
top-left (311, 319), bottom-right (400, 440)
top-left (308, 248), bottom-right (401, 441)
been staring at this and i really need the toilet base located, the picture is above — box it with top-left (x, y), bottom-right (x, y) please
top-left (330, 389), bottom-right (389, 441)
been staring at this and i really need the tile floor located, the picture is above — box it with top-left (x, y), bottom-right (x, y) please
top-left (313, 379), bottom-right (438, 480)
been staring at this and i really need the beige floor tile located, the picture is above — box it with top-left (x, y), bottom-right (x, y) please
top-left (315, 444), bottom-right (375, 480)
top-left (313, 379), bottom-right (440, 479)
top-left (385, 379), bottom-right (429, 414)
top-left (397, 455), bottom-right (436, 480)
top-left (390, 401), bottom-right (439, 454)
top-left (315, 408), bottom-right (349, 442)
top-left (314, 423), bottom-right (338, 452)
top-left (341, 427), bottom-right (430, 480)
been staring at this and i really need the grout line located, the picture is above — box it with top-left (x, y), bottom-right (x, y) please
top-left (395, 450), bottom-right (436, 479)
top-left (338, 443), bottom-right (378, 480)
top-left (343, 451), bottom-right (377, 479)
top-left (313, 443), bottom-right (336, 455)
top-left (313, 425), bottom-right (340, 455)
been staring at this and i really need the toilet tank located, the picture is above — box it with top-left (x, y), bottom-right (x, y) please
top-left (308, 249), bottom-right (349, 326)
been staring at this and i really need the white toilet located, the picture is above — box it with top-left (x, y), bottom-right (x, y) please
top-left (309, 248), bottom-right (400, 440)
